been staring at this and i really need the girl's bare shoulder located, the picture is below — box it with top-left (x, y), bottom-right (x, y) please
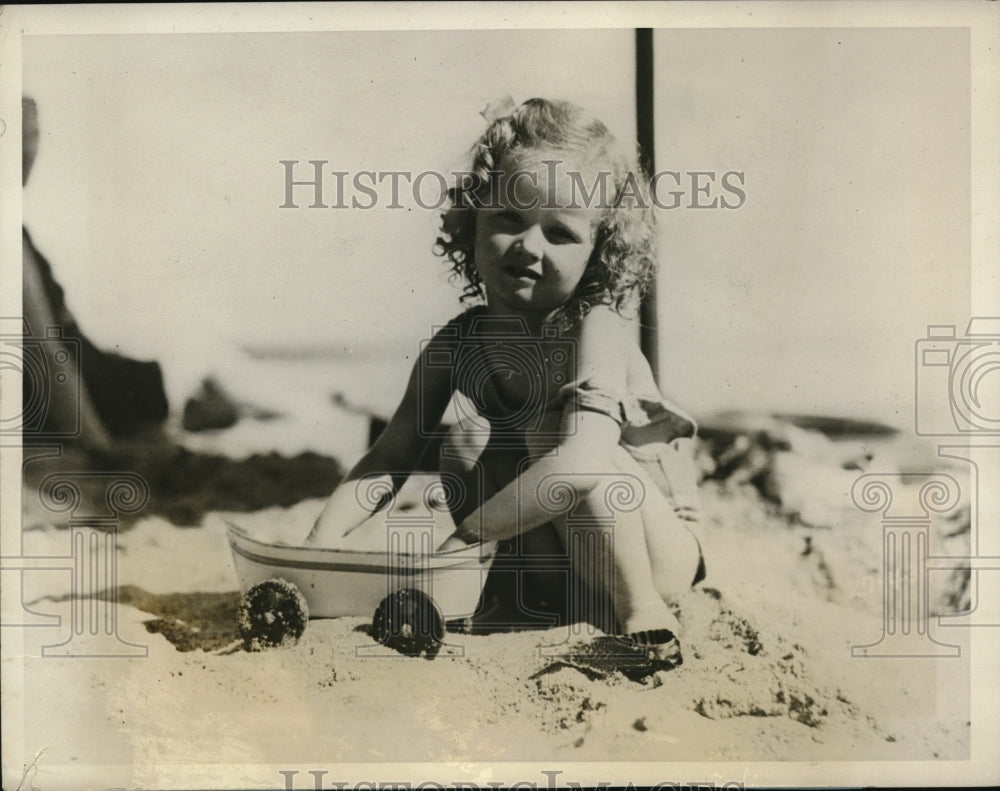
top-left (574, 305), bottom-right (640, 348)
top-left (570, 306), bottom-right (643, 385)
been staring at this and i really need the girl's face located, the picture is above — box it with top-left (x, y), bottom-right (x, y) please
top-left (473, 153), bottom-right (597, 320)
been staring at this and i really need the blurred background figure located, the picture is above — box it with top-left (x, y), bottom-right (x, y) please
top-left (21, 96), bottom-right (169, 449)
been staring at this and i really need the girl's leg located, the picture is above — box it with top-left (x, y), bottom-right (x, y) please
top-left (520, 413), bottom-right (692, 639)
top-left (548, 468), bottom-right (682, 640)
top-left (439, 417), bottom-right (525, 522)
top-left (441, 419), bottom-right (698, 638)
top-left (440, 419), bottom-right (561, 626)
top-left (608, 445), bottom-right (703, 602)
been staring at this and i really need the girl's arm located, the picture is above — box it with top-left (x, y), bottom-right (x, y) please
top-left (454, 408), bottom-right (623, 542)
top-left (306, 328), bottom-right (457, 546)
top-left (453, 308), bottom-right (631, 543)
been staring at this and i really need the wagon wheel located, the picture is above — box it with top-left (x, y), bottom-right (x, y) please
top-left (237, 578), bottom-right (309, 651)
top-left (371, 588), bottom-right (445, 658)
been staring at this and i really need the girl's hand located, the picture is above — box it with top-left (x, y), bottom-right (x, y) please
top-left (448, 514), bottom-right (485, 547)
top-left (305, 509), bottom-right (340, 547)
top-left (436, 535), bottom-right (472, 553)
top-left (435, 514), bottom-right (488, 552)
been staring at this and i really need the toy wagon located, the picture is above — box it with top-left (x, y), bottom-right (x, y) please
top-left (226, 479), bottom-right (495, 655)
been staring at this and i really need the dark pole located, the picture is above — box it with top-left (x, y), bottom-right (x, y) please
top-left (635, 28), bottom-right (659, 384)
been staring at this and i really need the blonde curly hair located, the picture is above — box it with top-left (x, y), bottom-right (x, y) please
top-left (434, 98), bottom-right (658, 329)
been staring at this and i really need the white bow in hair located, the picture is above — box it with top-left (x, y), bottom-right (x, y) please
top-left (479, 95), bottom-right (517, 124)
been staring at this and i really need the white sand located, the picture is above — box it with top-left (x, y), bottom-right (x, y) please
top-left (8, 459), bottom-right (975, 791)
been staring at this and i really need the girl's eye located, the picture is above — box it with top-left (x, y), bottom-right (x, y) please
top-left (495, 211), bottom-right (522, 226)
top-left (547, 226), bottom-right (581, 244)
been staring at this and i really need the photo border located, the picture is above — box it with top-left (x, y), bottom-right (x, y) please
top-left (1, 2), bottom-right (997, 789)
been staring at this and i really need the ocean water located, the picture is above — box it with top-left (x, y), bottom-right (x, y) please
top-left (173, 345), bottom-right (414, 464)
top-left (172, 342), bottom-right (951, 478)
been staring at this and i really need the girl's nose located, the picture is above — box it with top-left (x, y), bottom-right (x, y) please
top-left (516, 224), bottom-right (545, 260)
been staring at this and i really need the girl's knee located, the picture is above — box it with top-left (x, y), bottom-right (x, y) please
top-left (582, 471), bottom-right (647, 519)
top-left (554, 473), bottom-right (646, 546)
top-left (650, 515), bottom-right (703, 601)
top-left (522, 410), bottom-right (562, 457)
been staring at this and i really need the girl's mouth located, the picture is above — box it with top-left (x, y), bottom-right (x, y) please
top-left (503, 264), bottom-right (542, 281)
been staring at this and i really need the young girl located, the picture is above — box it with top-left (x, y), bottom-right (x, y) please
top-left (307, 98), bottom-right (705, 663)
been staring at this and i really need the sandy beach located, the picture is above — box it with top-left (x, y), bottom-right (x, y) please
top-left (7, 409), bottom-right (978, 790)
